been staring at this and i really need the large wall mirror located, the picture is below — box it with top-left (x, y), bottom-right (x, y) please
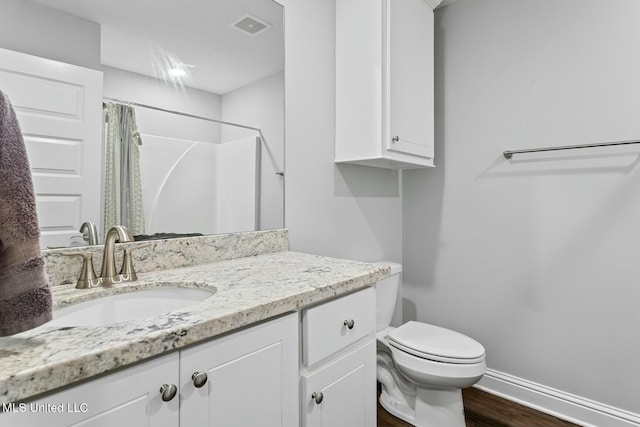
top-left (0, 0), bottom-right (284, 248)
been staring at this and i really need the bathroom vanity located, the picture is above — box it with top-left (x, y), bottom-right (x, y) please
top-left (0, 230), bottom-right (387, 426)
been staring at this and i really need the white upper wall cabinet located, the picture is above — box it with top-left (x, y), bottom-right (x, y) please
top-left (335, 0), bottom-right (441, 169)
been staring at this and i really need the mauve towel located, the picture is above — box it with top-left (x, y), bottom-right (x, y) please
top-left (0, 90), bottom-right (52, 336)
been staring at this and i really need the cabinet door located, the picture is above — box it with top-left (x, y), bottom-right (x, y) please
top-left (301, 340), bottom-right (376, 427)
top-left (179, 313), bottom-right (298, 427)
top-left (1, 352), bottom-right (180, 427)
top-left (386, 0), bottom-right (435, 160)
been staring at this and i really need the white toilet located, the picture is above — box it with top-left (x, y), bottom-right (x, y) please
top-left (376, 262), bottom-right (486, 427)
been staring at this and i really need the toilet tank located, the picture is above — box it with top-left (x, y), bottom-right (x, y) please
top-left (375, 262), bottom-right (403, 331)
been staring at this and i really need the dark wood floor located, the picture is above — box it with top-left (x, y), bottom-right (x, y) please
top-left (377, 387), bottom-right (580, 427)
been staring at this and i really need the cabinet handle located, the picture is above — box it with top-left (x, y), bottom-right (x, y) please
top-left (311, 392), bottom-right (324, 404)
top-left (192, 371), bottom-right (208, 388)
top-left (343, 319), bottom-right (355, 329)
top-left (159, 384), bottom-right (178, 402)
top-left (392, 136), bottom-right (399, 143)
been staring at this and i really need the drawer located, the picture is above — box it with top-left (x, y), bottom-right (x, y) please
top-left (302, 287), bottom-right (375, 367)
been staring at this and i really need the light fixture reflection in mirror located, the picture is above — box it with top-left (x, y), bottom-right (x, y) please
top-left (168, 68), bottom-right (187, 77)
top-left (147, 42), bottom-right (193, 89)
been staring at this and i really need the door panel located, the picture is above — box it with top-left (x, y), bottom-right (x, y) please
top-left (0, 47), bottom-right (103, 248)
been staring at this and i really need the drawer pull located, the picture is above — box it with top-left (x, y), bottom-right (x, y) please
top-left (311, 392), bottom-right (324, 404)
top-left (159, 384), bottom-right (178, 402)
top-left (343, 319), bottom-right (355, 329)
top-left (192, 371), bottom-right (208, 388)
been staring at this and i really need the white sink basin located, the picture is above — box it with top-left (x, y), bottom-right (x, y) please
top-left (49, 287), bottom-right (214, 327)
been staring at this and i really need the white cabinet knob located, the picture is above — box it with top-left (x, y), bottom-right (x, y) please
top-left (159, 384), bottom-right (178, 402)
top-left (192, 371), bottom-right (208, 388)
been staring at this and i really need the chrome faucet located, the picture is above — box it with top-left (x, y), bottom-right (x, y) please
top-left (79, 221), bottom-right (99, 245)
top-left (100, 225), bottom-right (134, 286)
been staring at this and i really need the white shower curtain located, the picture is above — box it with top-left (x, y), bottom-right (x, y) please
top-left (103, 102), bottom-right (145, 237)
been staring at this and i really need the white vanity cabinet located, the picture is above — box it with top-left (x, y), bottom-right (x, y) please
top-left (2, 286), bottom-right (379, 427)
top-left (2, 313), bottom-right (297, 427)
top-left (335, 0), bottom-right (440, 169)
top-left (2, 351), bottom-right (180, 427)
top-left (300, 287), bottom-right (377, 427)
top-left (179, 312), bottom-right (299, 427)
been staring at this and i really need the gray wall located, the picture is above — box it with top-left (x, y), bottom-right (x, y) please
top-left (282, 0), bottom-right (403, 264)
top-left (403, 0), bottom-right (640, 420)
top-left (0, 0), bottom-right (100, 69)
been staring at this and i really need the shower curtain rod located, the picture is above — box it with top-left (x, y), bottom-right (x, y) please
top-left (103, 96), bottom-right (266, 140)
top-left (103, 96), bottom-right (285, 179)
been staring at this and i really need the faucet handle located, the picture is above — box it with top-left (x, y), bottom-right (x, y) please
top-left (60, 251), bottom-right (101, 289)
top-left (119, 243), bottom-right (150, 282)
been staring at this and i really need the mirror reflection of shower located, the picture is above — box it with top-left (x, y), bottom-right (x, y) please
top-left (102, 98), bottom-right (284, 242)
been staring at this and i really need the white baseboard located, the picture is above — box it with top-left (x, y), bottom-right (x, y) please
top-left (475, 369), bottom-right (640, 427)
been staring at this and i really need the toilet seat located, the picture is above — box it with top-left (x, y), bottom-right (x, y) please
top-left (387, 321), bottom-right (485, 364)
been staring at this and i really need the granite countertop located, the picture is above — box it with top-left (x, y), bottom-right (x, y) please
top-left (0, 251), bottom-right (389, 404)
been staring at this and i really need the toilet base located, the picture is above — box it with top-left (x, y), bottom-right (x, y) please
top-left (379, 387), bottom-right (466, 427)
top-left (379, 389), bottom-right (417, 425)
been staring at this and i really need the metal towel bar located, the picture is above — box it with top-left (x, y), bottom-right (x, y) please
top-left (503, 139), bottom-right (640, 159)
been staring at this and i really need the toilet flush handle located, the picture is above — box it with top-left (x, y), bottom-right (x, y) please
top-left (343, 319), bottom-right (355, 329)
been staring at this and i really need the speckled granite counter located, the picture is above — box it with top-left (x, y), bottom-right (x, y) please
top-left (0, 250), bottom-right (389, 404)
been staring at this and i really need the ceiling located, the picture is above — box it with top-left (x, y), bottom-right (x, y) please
top-left (30, 0), bottom-right (285, 94)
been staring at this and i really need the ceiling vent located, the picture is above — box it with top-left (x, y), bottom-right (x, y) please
top-left (231, 14), bottom-right (272, 37)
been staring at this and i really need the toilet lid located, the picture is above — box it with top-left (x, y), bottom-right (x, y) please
top-left (387, 321), bottom-right (485, 364)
